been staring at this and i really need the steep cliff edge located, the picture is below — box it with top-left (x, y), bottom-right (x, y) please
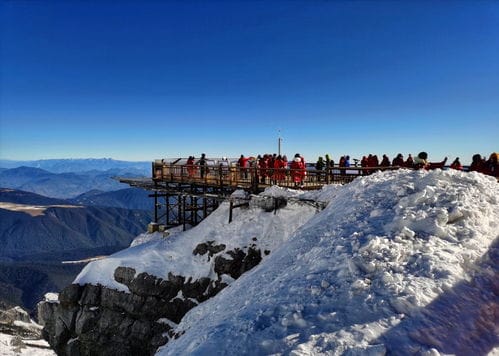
top-left (38, 243), bottom-right (260, 355)
top-left (38, 188), bottom-right (322, 355)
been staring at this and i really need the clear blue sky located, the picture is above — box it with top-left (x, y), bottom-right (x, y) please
top-left (1, 1), bottom-right (498, 164)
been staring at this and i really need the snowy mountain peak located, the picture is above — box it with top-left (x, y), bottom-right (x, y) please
top-left (159, 169), bottom-right (499, 355)
top-left (40, 169), bottom-right (499, 355)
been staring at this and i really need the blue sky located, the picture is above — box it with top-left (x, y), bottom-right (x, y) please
top-left (1, 1), bottom-right (498, 164)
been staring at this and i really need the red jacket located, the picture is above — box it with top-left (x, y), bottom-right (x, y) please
top-left (290, 158), bottom-right (306, 183)
top-left (238, 156), bottom-right (249, 168)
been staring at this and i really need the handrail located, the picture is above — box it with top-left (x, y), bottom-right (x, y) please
top-left (151, 158), bottom-right (497, 192)
top-left (151, 161), bottom-right (414, 192)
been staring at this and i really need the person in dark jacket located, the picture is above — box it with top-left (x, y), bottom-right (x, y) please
top-left (450, 157), bottom-right (462, 170)
top-left (392, 153), bottom-right (404, 167)
top-left (485, 152), bottom-right (499, 177)
top-left (361, 156), bottom-right (369, 175)
top-left (405, 154), bottom-right (414, 168)
top-left (380, 154), bottom-right (391, 167)
top-left (315, 156), bottom-right (325, 181)
top-left (197, 153), bottom-right (208, 178)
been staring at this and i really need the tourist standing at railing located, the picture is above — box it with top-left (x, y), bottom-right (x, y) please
top-left (238, 154), bottom-right (249, 179)
top-left (450, 157), bottom-right (462, 170)
top-left (325, 154), bottom-right (334, 168)
top-left (485, 153), bottom-right (499, 177)
top-left (197, 153), bottom-right (208, 178)
top-left (338, 156), bottom-right (346, 174)
top-left (290, 153), bottom-right (306, 187)
top-left (380, 154), bottom-right (391, 167)
top-left (325, 154), bottom-right (334, 180)
top-left (283, 155), bottom-right (289, 177)
top-left (268, 154), bottom-right (276, 183)
top-left (187, 156), bottom-right (196, 177)
top-left (315, 156), bottom-right (325, 181)
top-left (372, 154), bottom-right (380, 168)
top-left (219, 157), bottom-right (229, 179)
top-left (361, 156), bottom-right (368, 175)
top-left (469, 154), bottom-right (485, 173)
top-left (257, 155), bottom-right (265, 183)
top-left (274, 155), bottom-right (287, 183)
top-left (414, 152), bottom-right (429, 169)
top-left (392, 153), bottom-right (404, 167)
top-left (405, 154), bottom-right (414, 168)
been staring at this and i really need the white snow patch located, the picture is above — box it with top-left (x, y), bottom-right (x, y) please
top-left (155, 169), bottom-right (499, 356)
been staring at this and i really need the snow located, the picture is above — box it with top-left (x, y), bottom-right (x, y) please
top-left (157, 169), bottom-right (498, 355)
top-left (42, 293), bottom-right (59, 304)
top-left (72, 169), bottom-right (499, 355)
top-left (74, 185), bottom-right (320, 291)
top-left (0, 329), bottom-right (54, 356)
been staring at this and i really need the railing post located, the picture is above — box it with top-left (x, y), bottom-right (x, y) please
top-left (154, 189), bottom-right (158, 223)
top-left (219, 164), bottom-right (223, 190)
top-left (252, 167), bottom-right (259, 193)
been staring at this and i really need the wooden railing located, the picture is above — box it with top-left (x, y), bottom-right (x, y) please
top-left (151, 160), bottom-right (407, 192)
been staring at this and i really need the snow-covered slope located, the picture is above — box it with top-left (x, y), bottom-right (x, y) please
top-left (154, 169), bottom-right (499, 355)
top-left (74, 186), bottom-right (325, 291)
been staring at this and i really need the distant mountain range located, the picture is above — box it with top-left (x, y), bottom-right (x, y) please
top-left (0, 189), bottom-right (152, 261)
top-left (0, 158), bottom-right (151, 174)
top-left (70, 188), bottom-right (152, 210)
top-left (0, 166), bottom-right (149, 199)
top-left (0, 188), bottom-right (154, 312)
top-left (0, 159), bottom-right (156, 312)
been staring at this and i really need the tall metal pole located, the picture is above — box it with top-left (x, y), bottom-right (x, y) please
top-left (278, 130), bottom-right (282, 156)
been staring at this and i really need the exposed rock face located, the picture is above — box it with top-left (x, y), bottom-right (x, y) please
top-left (39, 242), bottom-right (263, 355)
top-left (0, 306), bottom-right (44, 344)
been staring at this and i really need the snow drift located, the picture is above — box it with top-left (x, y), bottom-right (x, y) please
top-left (156, 169), bottom-right (499, 355)
top-left (68, 169), bottom-right (498, 355)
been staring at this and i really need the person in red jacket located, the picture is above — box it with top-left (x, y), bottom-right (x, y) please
top-left (238, 154), bottom-right (249, 179)
top-left (258, 154), bottom-right (271, 184)
top-left (366, 154), bottom-right (379, 175)
top-left (360, 156), bottom-right (369, 175)
top-left (186, 156), bottom-right (196, 177)
top-left (290, 153), bottom-right (306, 187)
top-left (274, 155), bottom-right (287, 183)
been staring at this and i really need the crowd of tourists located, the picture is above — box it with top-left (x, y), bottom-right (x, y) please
top-left (182, 151), bottom-right (498, 185)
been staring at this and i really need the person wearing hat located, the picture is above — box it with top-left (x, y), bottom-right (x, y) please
top-left (290, 153), bottom-right (306, 187)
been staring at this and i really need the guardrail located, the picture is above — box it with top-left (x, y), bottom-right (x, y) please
top-left (151, 160), bottom-right (409, 192)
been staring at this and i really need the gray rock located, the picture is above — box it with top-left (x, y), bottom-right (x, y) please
top-left (40, 244), bottom-right (264, 355)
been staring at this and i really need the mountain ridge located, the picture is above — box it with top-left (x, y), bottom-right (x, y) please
top-left (0, 158), bottom-right (150, 174)
top-left (0, 166), bottom-right (147, 198)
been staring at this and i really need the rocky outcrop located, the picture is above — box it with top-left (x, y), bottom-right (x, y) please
top-left (39, 242), bottom-right (264, 355)
top-left (0, 306), bottom-right (46, 348)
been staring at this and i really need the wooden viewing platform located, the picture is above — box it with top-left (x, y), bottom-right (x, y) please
top-left (119, 157), bottom-right (443, 232)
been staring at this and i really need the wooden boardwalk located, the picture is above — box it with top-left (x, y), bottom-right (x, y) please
top-left (119, 157), bottom-right (459, 231)
top-left (147, 159), bottom-right (398, 193)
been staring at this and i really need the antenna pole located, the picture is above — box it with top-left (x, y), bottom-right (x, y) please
top-left (277, 130), bottom-right (282, 156)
